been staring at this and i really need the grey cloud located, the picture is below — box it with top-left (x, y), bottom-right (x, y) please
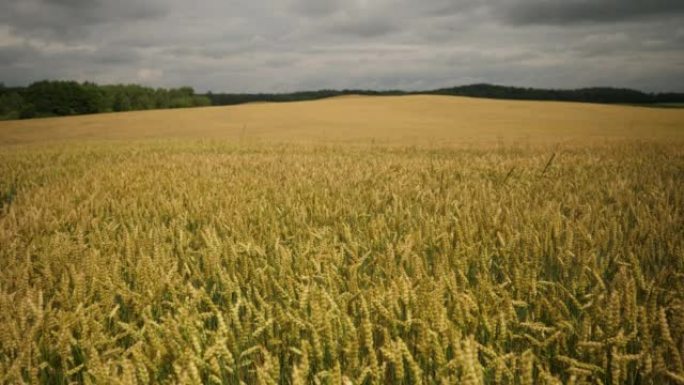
top-left (326, 14), bottom-right (401, 38)
top-left (89, 48), bottom-right (142, 66)
top-left (287, 1), bottom-right (406, 38)
top-left (0, 42), bottom-right (145, 84)
top-left (409, 0), bottom-right (484, 17)
top-left (289, 0), bottom-right (345, 17)
top-left (500, 0), bottom-right (684, 25)
top-left (0, 0), bottom-right (168, 39)
top-left (1, 0), bottom-right (684, 92)
top-left (0, 45), bottom-right (33, 66)
top-left (289, 0), bottom-right (481, 19)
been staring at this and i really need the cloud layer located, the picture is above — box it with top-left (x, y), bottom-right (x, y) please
top-left (1, 0), bottom-right (683, 92)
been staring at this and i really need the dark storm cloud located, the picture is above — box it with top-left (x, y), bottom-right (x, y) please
top-left (501, 0), bottom-right (684, 25)
top-left (1, 0), bottom-right (683, 92)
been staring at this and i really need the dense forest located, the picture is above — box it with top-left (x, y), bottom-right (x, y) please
top-left (0, 81), bottom-right (210, 120)
top-left (1, 81), bottom-right (683, 120)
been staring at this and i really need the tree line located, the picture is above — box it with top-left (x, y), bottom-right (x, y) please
top-left (429, 84), bottom-right (684, 105)
top-left (208, 84), bottom-right (684, 106)
top-left (0, 81), bottom-right (210, 120)
top-left (2, 81), bottom-right (683, 120)
top-left (206, 89), bottom-right (405, 106)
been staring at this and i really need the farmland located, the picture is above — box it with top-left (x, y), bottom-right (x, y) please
top-left (1, 96), bottom-right (683, 384)
top-left (1, 95), bottom-right (684, 146)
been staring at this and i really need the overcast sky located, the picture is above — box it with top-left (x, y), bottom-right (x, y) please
top-left (1, 0), bottom-right (683, 92)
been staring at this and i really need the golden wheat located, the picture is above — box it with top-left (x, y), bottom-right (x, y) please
top-left (0, 97), bottom-right (683, 384)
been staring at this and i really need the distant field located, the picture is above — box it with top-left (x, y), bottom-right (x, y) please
top-left (1, 95), bottom-right (684, 145)
top-left (1, 96), bottom-right (683, 384)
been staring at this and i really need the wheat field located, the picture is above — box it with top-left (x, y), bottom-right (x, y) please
top-left (1, 95), bottom-right (684, 146)
top-left (1, 96), bottom-right (683, 385)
